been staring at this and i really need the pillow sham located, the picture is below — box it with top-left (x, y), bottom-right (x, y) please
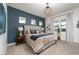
top-left (30, 29), bottom-right (37, 34)
top-left (25, 30), bottom-right (28, 34)
top-left (36, 30), bottom-right (42, 34)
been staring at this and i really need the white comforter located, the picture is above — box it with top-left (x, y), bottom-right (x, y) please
top-left (25, 34), bottom-right (57, 53)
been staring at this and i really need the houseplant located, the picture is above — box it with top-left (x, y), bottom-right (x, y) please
top-left (57, 27), bottom-right (60, 40)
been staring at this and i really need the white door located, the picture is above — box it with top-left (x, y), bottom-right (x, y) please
top-left (60, 20), bottom-right (67, 41)
top-left (53, 16), bottom-right (67, 41)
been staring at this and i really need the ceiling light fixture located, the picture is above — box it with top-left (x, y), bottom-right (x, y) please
top-left (43, 3), bottom-right (52, 18)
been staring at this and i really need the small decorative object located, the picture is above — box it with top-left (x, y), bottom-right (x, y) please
top-left (16, 31), bottom-right (20, 36)
top-left (77, 21), bottom-right (79, 28)
top-left (31, 19), bottom-right (36, 25)
top-left (57, 27), bottom-right (60, 40)
top-left (41, 28), bottom-right (44, 33)
top-left (43, 3), bottom-right (52, 17)
top-left (39, 21), bottom-right (43, 26)
top-left (0, 3), bottom-right (6, 34)
top-left (46, 24), bottom-right (51, 31)
top-left (19, 16), bottom-right (26, 24)
top-left (57, 27), bottom-right (60, 33)
top-left (18, 27), bottom-right (23, 36)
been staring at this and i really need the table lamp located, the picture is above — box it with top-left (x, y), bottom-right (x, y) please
top-left (18, 27), bottom-right (23, 36)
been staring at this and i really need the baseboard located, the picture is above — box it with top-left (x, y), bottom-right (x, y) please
top-left (7, 42), bottom-right (16, 46)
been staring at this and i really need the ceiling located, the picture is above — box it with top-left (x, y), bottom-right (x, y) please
top-left (7, 3), bottom-right (79, 18)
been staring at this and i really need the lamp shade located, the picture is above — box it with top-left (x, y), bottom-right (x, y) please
top-left (18, 27), bottom-right (23, 31)
top-left (42, 28), bottom-right (44, 30)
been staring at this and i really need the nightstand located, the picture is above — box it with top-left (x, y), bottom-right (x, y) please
top-left (16, 35), bottom-right (25, 45)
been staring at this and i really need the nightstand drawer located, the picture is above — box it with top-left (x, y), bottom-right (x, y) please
top-left (16, 35), bottom-right (25, 45)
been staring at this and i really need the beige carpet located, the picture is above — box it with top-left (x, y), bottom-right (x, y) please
top-left (6, 40), bottom-right (79, 55)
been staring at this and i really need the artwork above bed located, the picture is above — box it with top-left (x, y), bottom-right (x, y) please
top-left (0, 3), bottom-right (6, 34)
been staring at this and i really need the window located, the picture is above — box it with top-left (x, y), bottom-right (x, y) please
top-left (31, 19), bottom-right (36, 25)
top-left (60, 20), bottom-right (66, 31)
top-left (54, 22), bottom-right (59, 27)
top-left (54, 21), bottom-right (59, 31)
top-left (53, 17), bottom-right (67, 32)
top-left (60, 20), bottom-right (66, 26)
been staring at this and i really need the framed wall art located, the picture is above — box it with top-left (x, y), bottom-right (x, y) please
top-left (19, 16), bottom-right (26, 24)
top-left (77, 20), bottom-right (79, 28)
top-left (39, 21), bottom-right (43, 26)
top-left (31, 19), bottom-right (36, 25)
top-left (0, 3), bottom-right (6, 34)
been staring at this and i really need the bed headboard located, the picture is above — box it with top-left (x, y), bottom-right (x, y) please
top-left (24, 25), bottom-right (43, 34)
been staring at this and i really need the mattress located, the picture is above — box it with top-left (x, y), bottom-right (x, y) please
top-left (25, 34), bottom-right (35, 49)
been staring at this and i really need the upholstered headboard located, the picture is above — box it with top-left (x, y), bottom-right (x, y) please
top-left (24, 25), bottom-right (43, 34)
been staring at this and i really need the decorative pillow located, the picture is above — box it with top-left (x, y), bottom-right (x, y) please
top-left (24, 29), bottom-right (30, 34)
top-left (36, 30), bottom-right (40, 34)
top-left (39, 30), bottom-right (42, 33)
top-left (30, 29), bottom-right (37, 34)
top-left (25, 30), bottom-right (28, 34)
top-left (36, 29), bottom-right (42, 34)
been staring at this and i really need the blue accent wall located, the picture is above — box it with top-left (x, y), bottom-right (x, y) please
top-left (8, 6), bottom-right (45, 44)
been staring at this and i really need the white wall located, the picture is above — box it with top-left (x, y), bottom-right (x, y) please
top-left (45, 18), bottom-right (52, 33)
top-left (73, 8), bottom-right (79, 43)
top-left (45, 7), bottom-right (79, 43)
top-left (0, 3), bottom-right (7, 55)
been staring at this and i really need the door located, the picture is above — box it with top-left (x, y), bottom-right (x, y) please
top-left (60, 20), bottom-right (67, 41)
top-left (53, 15), bottom-right (67, 41)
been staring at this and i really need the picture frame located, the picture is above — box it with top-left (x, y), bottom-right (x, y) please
top-left (0, 3), bottom-right (6, 34)
top-left (19, 16), bottom-right (26, 24)
top-left (77, 21), bottom-right (79, 28)
top-left (39, 21), bottom-right (43, 26)
top-left (31, 19), bottom-right (36, 25)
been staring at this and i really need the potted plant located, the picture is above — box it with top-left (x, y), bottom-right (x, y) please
top-left (57, 27), bottom-right (60, 40)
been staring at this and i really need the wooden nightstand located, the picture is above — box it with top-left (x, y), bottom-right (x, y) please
top-left (16, 35), bottom-right (25, 45)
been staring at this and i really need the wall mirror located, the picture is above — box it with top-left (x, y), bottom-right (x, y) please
top-left (0, 3), bottom-right (6, 34)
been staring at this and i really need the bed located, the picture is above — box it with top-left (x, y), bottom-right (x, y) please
top-left (24, 25), bottom-right (57, 54)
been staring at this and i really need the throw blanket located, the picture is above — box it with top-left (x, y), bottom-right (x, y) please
top-left (30, 33), bottom-right (52, 41)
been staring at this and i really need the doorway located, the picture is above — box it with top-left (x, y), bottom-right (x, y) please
top-left (53, 15), bottom-right (67, 41)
